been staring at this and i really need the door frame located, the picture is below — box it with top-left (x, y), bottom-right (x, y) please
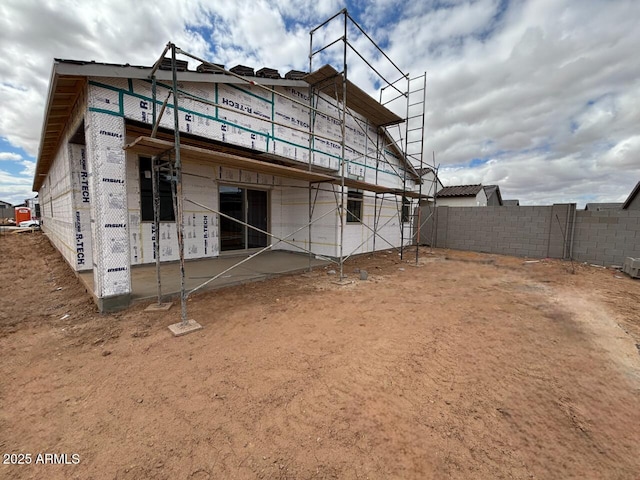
top-left (218, 183), bottom-right (271, 252)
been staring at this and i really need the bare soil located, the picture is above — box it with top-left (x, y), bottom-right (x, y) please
top-left (1, 231), bottom-right (639, 479)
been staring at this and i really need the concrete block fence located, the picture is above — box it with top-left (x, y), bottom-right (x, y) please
top-left (418, 203), bottom-right (640, 266)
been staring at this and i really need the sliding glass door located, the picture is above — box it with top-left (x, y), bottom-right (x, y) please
top-left (247, 189), bottom-right (268, 248)
top-left (220, 186), bottom-right (268, 251)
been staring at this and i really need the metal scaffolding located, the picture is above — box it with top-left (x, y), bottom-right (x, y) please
top-left (129, 9), bottom-right (437, 328)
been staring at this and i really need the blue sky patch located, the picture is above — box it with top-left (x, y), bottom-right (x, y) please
top-left (0, 138), bottom-right (33, 177)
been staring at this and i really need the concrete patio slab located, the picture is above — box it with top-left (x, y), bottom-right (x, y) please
top-left (78, 250), bottom-right (330, 307)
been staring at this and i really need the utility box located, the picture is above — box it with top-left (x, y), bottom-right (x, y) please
top-left (15, 207), bottom-right (31, 225)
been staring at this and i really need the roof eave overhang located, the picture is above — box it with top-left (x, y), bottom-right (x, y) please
top-left (305, 65), bottom-right (403, 128)
top-left (33, 65), bottom-right (86, 191)
top-left (379, 129), bottom-right (421, 181)
top-left (32, 61), bottom-right (309, 192)
top-left (33, 64), bottom-right (60, 191)
top-left (439, 194), bottom-right (477, 198)
top-left (53, 61), bottom-right (308, 87)
top-left (622, 181), bottom-right (640, 209)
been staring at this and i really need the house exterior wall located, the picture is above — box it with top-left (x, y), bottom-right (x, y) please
top-left (69, 143), bottom-right (93, 271)
top-left (342, 192), bottom-right (410, 256)
top-left (420, 171), bottom-right (443, 197)
top-left (87, 76), bottom-right (416, 263)
top-left (435, 197), bottom-right (475, 207)
top-left (126, 157), bottom-right (301, 265)
top-left (39, 143), bottom-right (76, 267)
top-left (436, 189), bottom-right (487, 207)
top-left (84, 108), bottom-right (131, 307)
top-left (126, 156), bottom-right (223, 265)
top-left (0, 202), bottom-right (13, 219)
top-left (250, 183), bottom-right (411, 259)
top-left (88, 78), bottom-right (415, 192)
top-left (626, 194), bottom-right (640, 210)
top-left (38, 76), bottom-right (418, 309)
top-left (39, 89), bottom-right (88, 271)
top-left (485, 190), bottom-right (501, 206)
top-left (273, 181), bottom-right (338, 257)
top-left (122, 162), bottom-right (412, 266)
top-left (477, 189), bottom-right (488, 206)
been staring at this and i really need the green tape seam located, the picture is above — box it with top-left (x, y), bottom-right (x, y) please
top-left (87, 81), bottom-right (406, 179)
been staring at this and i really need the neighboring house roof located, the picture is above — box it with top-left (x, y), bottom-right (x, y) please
top-left (483, 185), bottom-right (503, 206)
top-left (416, 167), bottom-right (434, 177)
top-left (437, 184), bottom-right (484, 197)
top-left (0, 200), bottom-right (12, 208)
top-left (584, 202), bottom-right (623, 211)
top-left (502, 199), bottom-right (520, 206)
top-left (622, 181), bottom-right (640, 209)
top-left (416, 167), bottom-right (443, 192)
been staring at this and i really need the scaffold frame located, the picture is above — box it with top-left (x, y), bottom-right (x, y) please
top-left (127, 8), bottom-right (437, 327)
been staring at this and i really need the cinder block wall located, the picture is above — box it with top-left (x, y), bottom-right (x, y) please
top-left (431, 206), bottom-right (554, 257)
top-left (426, 204), bottom-right (640, 266)
top-left (572, 210), bottom-right (640, 265)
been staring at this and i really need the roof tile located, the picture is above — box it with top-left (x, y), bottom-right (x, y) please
top-left (437, 184), bottom-right (483, 197)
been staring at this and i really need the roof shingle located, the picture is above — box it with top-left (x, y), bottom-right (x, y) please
top-left (437, 184), bottom-right (484, 197)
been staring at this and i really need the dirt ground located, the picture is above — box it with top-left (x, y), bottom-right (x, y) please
top-left (1, 231), bottom-right (639, 479)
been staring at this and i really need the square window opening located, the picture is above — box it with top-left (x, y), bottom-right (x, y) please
top-left (402, 196), bottom-right (411, 223)
top-left (347, 189), bottom-right (363, 223)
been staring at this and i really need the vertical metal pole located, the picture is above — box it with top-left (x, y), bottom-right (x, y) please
top-left (307, 75), bottom-right (315, 271)
top-left (152, 155), bottom-right (162, 304)
top-left (152, 77), bottom-right (157, 127)
top-left (401, 74), bottom-right (410, 260)
top-left (308, 33), bottom-right (315, 272)
top-left (431, 152), bottom-right (438, 252)
top-left (364, 118), bottom-right (370, 251)
top-left (308, 184), bottom-right (313, 271)
top-left (416, 73), bottom-right (427, 265)
top-left (373, 193), bottom-right (378, 252)
top-left (171, 44), bottom-right (188, 326)
top-left (150, 66), bottom-right (162, 304)
top-left (416, 158), bottom-right (423, 266)
top-left (339, 11), bottom-right (348, 280)
top-left (373, 89), bottom-right (382, 252)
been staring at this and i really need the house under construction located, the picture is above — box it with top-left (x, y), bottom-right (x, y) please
top-left (32, 10), bottom-right (432, 315)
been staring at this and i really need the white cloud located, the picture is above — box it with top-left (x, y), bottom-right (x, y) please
top-left (601, 136), bottom-right (640, 169)
top-left (19, 160), bottom-right (35, 178)
top-left (0, 0), bottom-right (638, 207)
top-left (0, 152), bottom-right (22, 161)
top-left (366, 0), bottom-right (640, 205)
top-left (0, 170), bottom-right (31, 186)
top-left (0, 166), bottom-right (35, 206)
top-left (0, 151), bottom-right (33, 204)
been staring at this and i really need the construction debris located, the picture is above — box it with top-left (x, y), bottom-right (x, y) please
top-left (622, 257), bottom-right (640, 279)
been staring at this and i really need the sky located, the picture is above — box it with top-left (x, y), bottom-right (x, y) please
top-left (0, 0), bottom-right (638, 207)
